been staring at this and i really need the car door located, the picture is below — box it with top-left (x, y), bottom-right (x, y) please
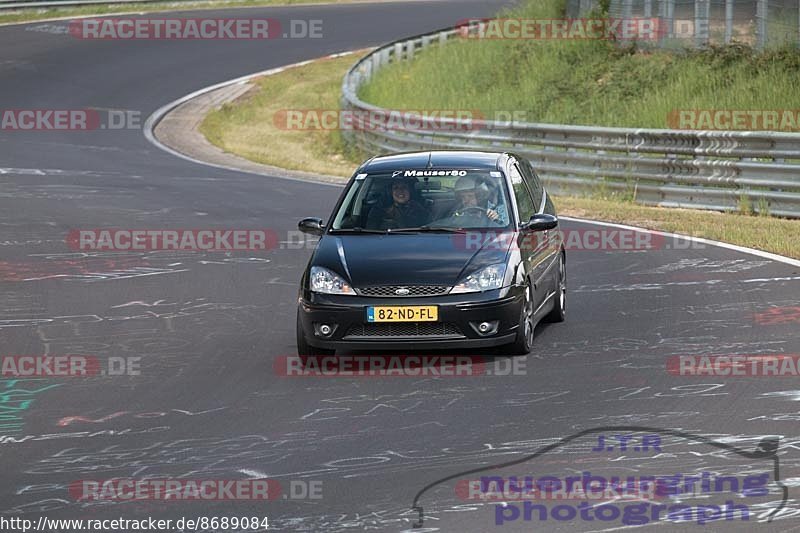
top-left (519, 158), bottom-right (561, 294)
top-left (508, 159), bottom-right (549, 304)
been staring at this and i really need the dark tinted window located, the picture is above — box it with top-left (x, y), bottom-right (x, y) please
top-left (544, 193), bottom-right (556, 216)
top-left (509, 163), bottom-right (535, 222)
top-left (519, 159), bottom-right (543, 210)
top-left (330, 170), bottom-right (512, 231)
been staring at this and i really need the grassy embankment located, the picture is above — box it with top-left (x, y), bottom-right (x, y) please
top-left (201, 0), bottom-right (800, 258)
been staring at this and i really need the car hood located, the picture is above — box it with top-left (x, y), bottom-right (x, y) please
top-left (311, 233), bottom-right (513, 288)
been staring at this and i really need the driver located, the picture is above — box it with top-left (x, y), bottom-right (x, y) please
top-left (366, 177), bottom-right (430, 230)
top-left (449, 175), bottom-right (503, 223)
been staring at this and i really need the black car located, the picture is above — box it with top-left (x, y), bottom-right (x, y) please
top-left (296, 150), bottom-right (565, 356)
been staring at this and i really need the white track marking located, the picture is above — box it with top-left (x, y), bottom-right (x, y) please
top-left (561, 216), bottom-right (800, 268)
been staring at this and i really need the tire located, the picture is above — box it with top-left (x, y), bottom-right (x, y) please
top-left (507, 280), bottom-right (535, 355)
top-left (296, 310), bottom-right (335, 358)
top-left (545, 252), bottom-right (566, 323)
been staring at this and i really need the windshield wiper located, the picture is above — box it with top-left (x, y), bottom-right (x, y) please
top-left (330, 226), bottom-right (469, 234)
top-left (388, 226), bottom-right (467, 233)
top-left (328, 227), bottom-right (388, 234)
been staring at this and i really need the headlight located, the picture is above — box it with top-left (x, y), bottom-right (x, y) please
top-left (450, 263), bottom-right (507, 294)
top-left (310, 266), bottom-right (355, 295)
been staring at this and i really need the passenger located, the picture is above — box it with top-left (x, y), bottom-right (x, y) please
top-left (366, 178), bottom-right (430, 230)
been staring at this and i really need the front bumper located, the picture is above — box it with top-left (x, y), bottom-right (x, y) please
top-left (297, 286), bottom-right (524, 351)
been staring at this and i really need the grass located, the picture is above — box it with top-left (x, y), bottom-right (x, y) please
top-left (199, 52), bottom-right (800, 259)
top-left (554, 196), bottom-right (800, 259)
top-left (200, 52), bottom-right (360, 177)
top-left (0, 0), bottom-right (369, 25)
top-left (358, 1), bottom-right (800, 130)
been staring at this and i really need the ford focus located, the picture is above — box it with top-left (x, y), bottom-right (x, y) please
top-left (296, 150), bottom-right (566, 356)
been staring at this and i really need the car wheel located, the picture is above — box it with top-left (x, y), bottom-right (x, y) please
top-left (508, 280), bottom-right (535, 355)
top-left (545, 252), bottom-right (566, 323)
top-left (296, 309), bottom-right (335, 359)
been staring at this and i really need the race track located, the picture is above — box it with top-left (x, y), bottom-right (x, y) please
top-left (0, 1), bottom-right (799, 531)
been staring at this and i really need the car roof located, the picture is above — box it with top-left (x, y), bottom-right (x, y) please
top-left (360, 150), bottom-right (508, 173)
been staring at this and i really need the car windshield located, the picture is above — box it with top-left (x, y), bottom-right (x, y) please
top-left (330, 170), bottom-right (513, 232)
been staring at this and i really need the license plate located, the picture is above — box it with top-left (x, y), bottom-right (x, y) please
top-left (366, 306), bottom-right (438, 322)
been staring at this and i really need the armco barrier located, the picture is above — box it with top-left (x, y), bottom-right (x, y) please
top-left (340, 24), bottom-right (800, 217)
top-left (0, 0), bottom-right (157, 9)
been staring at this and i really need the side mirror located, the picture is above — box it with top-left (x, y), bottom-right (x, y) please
top-left (522, 213), bottom-right (558, 232)
top-left (298, 217), bottom-right (325, 236)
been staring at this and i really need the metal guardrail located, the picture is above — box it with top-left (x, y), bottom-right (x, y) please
top-left (0, 0), bottom-right (175, 10)
top-left (341, 26), bottom-right (800, 217)
top-left (575, 1), bottom-right (800, 50)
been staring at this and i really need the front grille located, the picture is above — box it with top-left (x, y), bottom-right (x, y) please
top-left (357, 285), bottom-right (449, 297)
top-left (344, 322), bottom-right (463, 339)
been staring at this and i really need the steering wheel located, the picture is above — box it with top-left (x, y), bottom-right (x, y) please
top-left (459, 206), bottom-right (490, 217)
top-left (459, 206), bottom-right (504, 226)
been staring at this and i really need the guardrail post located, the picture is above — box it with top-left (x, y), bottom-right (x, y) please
top-left (725, 0), bottom-right (734, 43)
top-left (394, 42), bottom-right (403, 61)
top-left (622, 0), bottom-right (633, 20)
top-left (695, 0), bottom-right (710, 47)
top-left (756, 0), bottom-right (768, 49)
top-left (406, 39), bottom-right (415, 60)
top-left (662, 0), bottom-right (675, 39)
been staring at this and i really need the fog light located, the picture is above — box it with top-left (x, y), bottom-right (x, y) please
top-left (470, 320), bottom-right (499, 337)
top-left (314, 323), bottom-right (337, 338)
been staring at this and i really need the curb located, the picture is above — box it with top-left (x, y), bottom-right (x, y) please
top-left (143, 50), bottom-right (363, 187)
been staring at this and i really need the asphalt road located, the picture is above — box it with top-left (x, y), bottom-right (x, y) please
top-left (1, 1), bottom-right (799, 531)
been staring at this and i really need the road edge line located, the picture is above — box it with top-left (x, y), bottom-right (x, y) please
top-left (561, 216), bottom-right (800, 268)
